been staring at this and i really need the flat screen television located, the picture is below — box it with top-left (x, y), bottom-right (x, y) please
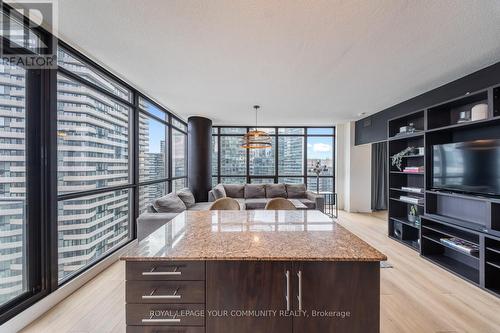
top-left (432, 139), bottom-right (500, 196)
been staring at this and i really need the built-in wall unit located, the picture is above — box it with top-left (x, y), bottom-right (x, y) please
top-left (386, 85), bottom-right (500, 297)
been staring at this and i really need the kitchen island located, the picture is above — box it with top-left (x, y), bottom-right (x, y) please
top-left (121, 210), bottom-right (386, 333)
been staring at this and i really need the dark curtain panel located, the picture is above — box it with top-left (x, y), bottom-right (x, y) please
top-left (371, 142), bottom-right (388, 211)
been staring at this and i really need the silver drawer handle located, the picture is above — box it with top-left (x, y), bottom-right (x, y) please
top-left (142, 266), bottom-right (181, 276)
top-left (142, 294), bottom-right (181, 299)
top-left (142, 288), bottom-right (181, 300)
top-left (142, 318), bottom-right (181, 323)
top-left (297, 270), bottom-right (302, 311)
top-left (285, 270), bottom-right (290, 311)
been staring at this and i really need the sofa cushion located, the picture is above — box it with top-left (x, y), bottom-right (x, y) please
top-left (265, 184), bottom-right (287, 198)
top-left (187, 202), bottom-right (212, 211)
top-left (213, 184), bottom-right (227, 200)
top-left (244, 198), bottom-right (270, 210)
top-left (286, 184), bottom-right (307, 198)
top-left (223, 184), bottom-right (245, 198)
top-left (153, 192), bottom-right (187, 213)
top-left (298, 198), bottom-right (316, 209)
top-left (244, 184), bottom-right (266, 198)
top-left (177, 188), bottom-right (196, 208)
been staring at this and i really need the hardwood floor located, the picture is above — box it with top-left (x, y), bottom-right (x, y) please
top-left (20, 211), bottom-right (500, 333)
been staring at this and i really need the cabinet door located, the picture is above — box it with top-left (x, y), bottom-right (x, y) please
top-left (206, 261), bottom-right (292, 333)
top-left (292, 261), bottom-right (380, 333)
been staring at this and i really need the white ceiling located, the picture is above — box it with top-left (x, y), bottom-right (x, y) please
top-left (50, 0), bottom-right (500, 125)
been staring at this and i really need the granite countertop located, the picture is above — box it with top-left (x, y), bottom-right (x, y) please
top-left (121, 210), bottom-right (386, 262)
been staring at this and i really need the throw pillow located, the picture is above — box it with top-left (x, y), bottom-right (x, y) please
top-left (286, 183), bottom-right (307, 198)
top-left (213, 184), bottom-right (227, 200)
top-left (244, 184), bottom-right (266, 198)
top-left (265, 184), bottom-right (287, 198)
top-left (223, 184), bottom-right (245, 198)
top-left (177, 188), bottom-right (196, 208)
top-left (153, 192), bottom-right (187, 213)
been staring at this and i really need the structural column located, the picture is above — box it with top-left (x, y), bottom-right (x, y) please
top-left (188, 116), bottom-right (212, 202)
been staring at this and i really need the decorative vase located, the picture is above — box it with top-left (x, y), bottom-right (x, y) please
top-left (471, 103), bottom-right (488, 121)
top-left (408, 214), bottom-right (416, 223)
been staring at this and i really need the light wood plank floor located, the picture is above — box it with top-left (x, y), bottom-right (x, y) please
top-left (21, 211), bottom-right (500, 333)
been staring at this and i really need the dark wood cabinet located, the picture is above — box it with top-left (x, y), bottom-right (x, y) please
top-left (292, 261), bottom-right (380, 333)
top-left (125, 261), bottom-right (206, 333)
top-left (205, 261), bottom-right (380, 333)
top-left (206, 261), bottom-right (292, 333)
top-left (126, 260), bottom-right (381, 332)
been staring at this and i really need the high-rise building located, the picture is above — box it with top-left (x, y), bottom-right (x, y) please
top-left (0, 62), bottom-right (27, 306)
top-left (56, 50), bottom-right (132, 281)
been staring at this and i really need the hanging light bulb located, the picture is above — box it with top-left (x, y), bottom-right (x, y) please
top-left (240, 105), bottom-right (272, 149)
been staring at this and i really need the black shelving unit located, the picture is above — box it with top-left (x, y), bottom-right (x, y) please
top-left (388, 110), bottom-right (425, 251)
top-left (386, 85), bottom-right (500, 297)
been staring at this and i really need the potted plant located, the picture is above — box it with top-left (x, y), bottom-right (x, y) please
top-left (408, 205), bottom-right (419, 224)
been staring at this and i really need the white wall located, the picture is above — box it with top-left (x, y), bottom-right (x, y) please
top-left (336, 121), bottom-right (372, 213)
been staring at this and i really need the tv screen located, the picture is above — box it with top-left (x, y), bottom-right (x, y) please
top-left (432, 139), bottom-right (500, 196)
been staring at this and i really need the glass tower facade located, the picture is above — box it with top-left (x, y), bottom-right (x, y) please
top-left (0, 62), bottom-right (27, 306)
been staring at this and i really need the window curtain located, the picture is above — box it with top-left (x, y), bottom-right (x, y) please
top-left (371, 142), bottom-right (388, 211)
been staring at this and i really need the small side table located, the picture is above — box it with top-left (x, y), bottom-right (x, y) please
top-left (319, 192), bottom-right (338, 218)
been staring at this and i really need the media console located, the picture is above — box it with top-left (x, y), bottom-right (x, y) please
top-left (387, 84), bottom-right (500, 298)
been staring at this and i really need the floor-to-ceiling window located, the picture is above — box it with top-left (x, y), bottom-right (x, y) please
top-left (171, 120), bottom-right (188, 191)
top-left (212, 127), bottom-right (335, 193)
top-left (0, 61), bottom-right (28, 307)
top-left (56, 48), bottom-right (134, 283)
top-left (0, 5), bottom-right (49, 323)
top-left (137, 99), bottom-right (187, 214)
top-left (0, 5), bottom-right (188, 323)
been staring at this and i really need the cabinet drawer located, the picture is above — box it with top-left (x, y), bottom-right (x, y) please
top-left (126, 304), bottom-right (205, 326)
top-left (126, 261), bottom-right (205, 281)
top-left (126, 281), bottom-right (205, 304)
top-left (126, 326), bottom-right (205, 333)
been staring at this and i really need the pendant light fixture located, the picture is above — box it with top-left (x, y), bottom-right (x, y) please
top-left (240, 105), bottom-right (272, 149)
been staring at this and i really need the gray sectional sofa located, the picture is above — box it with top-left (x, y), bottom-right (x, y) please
top-left (137, 183), bottom-right (323, 240)
top-left (208, 183), bottom-right (324, 211)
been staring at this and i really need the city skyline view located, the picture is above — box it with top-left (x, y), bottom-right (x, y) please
top-left (211, 127), bottom-right (335, 192)
top-left (0, 47), bottom-right (189, 305)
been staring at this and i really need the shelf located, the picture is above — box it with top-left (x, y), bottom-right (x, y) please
top-left (390, 197), bottom-right (424, 206)
top-left (486, 261), bottom-right (500, 270)
top-left (424, 254), bottom-right (479, 284)
top-left (388, 131), bottom-right (424, 141)
top-left (423, 213), bottom-right (486, 234)
top-left (486, 246), bottom-right (500, 255)
top-left (401, 154), bottom-right (424, 158)
top-left (388, 235), bottom-right (419, 251)
top-left (390, 217), bottom-right (420, 229)
top-left (421, 220), bottom-right (478, 244)
top-left (426, 116), bottom-right (500, 134)
top-left (389, 187), bottom-right (424, 195)
top-left (425, 190), bottom-right (492, 202)
top-left (422, 235), bottom-right (479, 259)
top-left (390, 171), bottom-right (424, 175)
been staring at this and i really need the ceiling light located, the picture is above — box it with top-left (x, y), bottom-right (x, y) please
top-left (240, 105), bottom-right (272, 149)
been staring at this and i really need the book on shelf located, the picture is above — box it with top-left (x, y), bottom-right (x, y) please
top-left (401, 186), bottom-right (423, 193)
top-left (439, 237), bottom-right (479, 255)
top-left (403, 166), bottom-right (424, 173)
top-left (399, 196), bottom-right (424, 205)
